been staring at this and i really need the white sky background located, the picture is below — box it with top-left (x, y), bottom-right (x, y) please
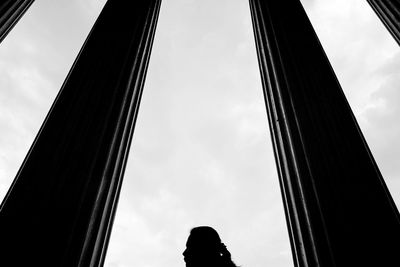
top-left (0, 1), bottom-right (399, 267)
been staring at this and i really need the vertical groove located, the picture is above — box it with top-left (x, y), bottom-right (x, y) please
top-left (249, 0), bottom-right (400, 266)
top-left (0, 1), bottom-right (161, 266)
top-left (367, 0), bottom-right (400, 45)
top-left (0, 0), bottom-right (34, 43)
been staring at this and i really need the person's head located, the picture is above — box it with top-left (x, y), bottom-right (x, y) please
top-left (183, 226), bottom-right (237, 267)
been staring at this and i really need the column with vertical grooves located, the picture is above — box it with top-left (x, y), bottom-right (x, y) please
top-left (0, 0), bottom-right (161, 266)
top-left (0, 0), bottom-right (34, 42)
top-left (367, 0), bottom-right (400, 45)
top-left (249, 0), bottom-right (400, 266)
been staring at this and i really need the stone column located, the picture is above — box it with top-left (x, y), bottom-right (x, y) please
top-left (0, 0), bottom-right (161, 266)
top-left (0, 0), bottom-right (34, 42)
top-left (249, 0), bottom-right (400, 266)
top-left (367, 0), bottom-right (400, 45)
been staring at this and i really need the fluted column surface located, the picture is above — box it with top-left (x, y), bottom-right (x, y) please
top-left (0, 0), bottom-right (34, 42)
top-left (0, 0), bottom-right (161, 266)
top-left (250, 0), bottom-right (400, 266)
top-left (367, 0), bottom-right (400, 45)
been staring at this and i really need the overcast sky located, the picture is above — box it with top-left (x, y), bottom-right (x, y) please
top-left (0, 1), bottom-right (399, 267)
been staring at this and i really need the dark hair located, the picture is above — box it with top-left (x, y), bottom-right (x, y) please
top-left (183, 226), bottom-right (239, 267)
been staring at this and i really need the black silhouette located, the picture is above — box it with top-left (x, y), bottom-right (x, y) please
top-left (183, 226), bottom-right (238, 267)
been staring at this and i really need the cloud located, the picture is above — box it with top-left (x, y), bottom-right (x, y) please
top-left (300, 0), bottom-right (315, 8)
top-left (3, 1), bottom-right (399, 267)
top-left (0, 32), bottom-right (56, 201)
top-left (74, 0), bottom-right (107, 18)
top-left (357, 52), bottom-right (400, 205)
top-left (0, 0), bottom-right (105, 201)
top-left (106, 1), bottom-right (292, 266)
top-left (301, 0), bottom-right (400, 207)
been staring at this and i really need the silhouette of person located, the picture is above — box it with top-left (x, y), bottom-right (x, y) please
top-left (183, 226), bottom-right (238, 267)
